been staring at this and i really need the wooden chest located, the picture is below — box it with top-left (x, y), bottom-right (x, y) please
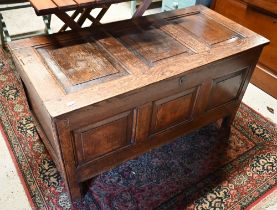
top-left (8, 5), bottom-right (268, 201)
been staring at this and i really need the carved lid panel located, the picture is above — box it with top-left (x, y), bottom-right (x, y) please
top-left (38, 41), bottom-right (129, 93)
top-left (111, 25), bottom-right (192, 67)
top-left (165, 12), bottom-right (241, 46)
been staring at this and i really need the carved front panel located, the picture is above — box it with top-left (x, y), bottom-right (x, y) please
top-left (150, 87), bottom-right (198, 134)
top-left (74, 111), bottom-right (135, 165)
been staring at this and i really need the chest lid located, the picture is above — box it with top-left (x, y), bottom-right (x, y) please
top-left (8, 5), bottom-right (269, 117)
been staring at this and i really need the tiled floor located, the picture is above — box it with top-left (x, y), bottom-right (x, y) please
top-left (0, 2), bottom-right (276, 210)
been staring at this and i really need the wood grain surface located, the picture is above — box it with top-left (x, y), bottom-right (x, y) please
top-left (8, 5), bottom-right (269, 201)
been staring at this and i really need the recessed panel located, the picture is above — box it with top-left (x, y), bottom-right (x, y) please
top-left (112, 26), bottom-right (190, 66)
top-left (37, 41), bottom-right (129, 93)
top-left (168, 13), bottom-right (240, 46)
top-left (151, 87), bottom-right (198, 133)
top-left (207, 68), bottom-right (248, 110)
top-left (74, 111), bottom-right (134, 164)
top-left (49, 43), bottom-right (119, 85)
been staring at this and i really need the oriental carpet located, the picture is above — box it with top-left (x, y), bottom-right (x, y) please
top-left (0, 48), bottom-right (276, 210)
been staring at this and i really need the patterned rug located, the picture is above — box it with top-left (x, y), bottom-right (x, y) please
top-left (0, 48), bottom-right (276, 210)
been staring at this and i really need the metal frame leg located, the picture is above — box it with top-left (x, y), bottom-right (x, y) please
top-left (0, 13), bottom-right (4, 45)
top-left (131, 0), bottom-right (137, 15)
top-left (0, 3), bottom-right (52, 45)
top-left (132, 0), bottom-right (153, 17)
top-left (0, 13), bottom-right (11, 46)
top-left (43, 14), bottom-right (52, 34)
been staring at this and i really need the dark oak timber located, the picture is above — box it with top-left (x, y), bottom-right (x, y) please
top-left (8, 5), bottom-right (268, 201)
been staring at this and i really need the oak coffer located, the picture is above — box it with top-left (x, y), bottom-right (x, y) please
top-left (8, 5), bottom-right (268, 201)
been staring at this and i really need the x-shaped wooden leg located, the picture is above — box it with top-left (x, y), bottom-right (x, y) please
top-left (58, 9), bottom-right (83, 32)
top-left (89, 5), bottom-right (111, 27)
top-left (55, 5), bottom-right (111, 32)
top-left (55, 11), bottom-right (82, 31)
top-left (132, 0), bottom-right (153, 17)
top-left (55, 0), bottom-right (152, 32)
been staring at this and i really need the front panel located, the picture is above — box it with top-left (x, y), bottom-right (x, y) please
top-left (73, 110), bottom-right (135, 166)
top-left (150, 87), bottom-right (198, 134)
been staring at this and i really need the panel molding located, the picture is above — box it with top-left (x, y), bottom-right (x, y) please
top-left (166, 12), bottom-right (243, 48)
top-left (150, 86), bottom-right (199, 135)
top-left (73, 110), bottom-right (135, 165)
top-left (112, 25), bottom-right (191, 67)
top-left (206, 67), bottom-right (249, 111)
top-left (37, 40), bottom-right (129, 93)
